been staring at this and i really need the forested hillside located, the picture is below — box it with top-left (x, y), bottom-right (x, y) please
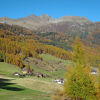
top-left (0, 24), bottom-right (72, 69)
top-left (0, 23), bottom-right (100, 68)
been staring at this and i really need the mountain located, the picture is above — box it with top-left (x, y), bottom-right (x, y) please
top-left (0, 14), bottom-right (100, 46)
top-left (0, 23), bottom-right (52, 43)
top-left (0, 15), bottom-right (91, 30)
top-left (36, 22), bottom-right (100, 46)
top-left (0, 14), bottom-right (55, 30)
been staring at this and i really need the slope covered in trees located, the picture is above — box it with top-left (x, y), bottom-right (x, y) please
top-left (0, 23), bottom-right (100, 68)
top-left (0, 26), bottom-right (72, 68)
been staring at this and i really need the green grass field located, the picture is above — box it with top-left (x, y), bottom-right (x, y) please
top-left (0, 62), bottom-right (63, 100)
top-left (0, 55), bottom-right (70, 100)
top-left (0, 62), bottom-right (22, 77)
top-left (0, 77), bottom-right (51, 100)
top-left (30, 65), bottom-right (66, 79)
top-left (22, 54), bottom-right (72, 79)
top-left (0, 55), bottom-right (69, 79)
top-left (31, 54), bottom-right (73, 79)
top-left (40, 54), bottom-right (72, 66)
top-left (0, 55), bottom-right (98, 100)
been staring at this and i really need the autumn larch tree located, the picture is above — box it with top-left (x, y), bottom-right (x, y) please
top-left (64, 37), bottom-right (96, 100)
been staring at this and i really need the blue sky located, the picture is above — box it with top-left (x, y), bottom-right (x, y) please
top-left (0, 0), bottom-right (100, 22)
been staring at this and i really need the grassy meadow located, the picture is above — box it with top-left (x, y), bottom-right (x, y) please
top-left (0, 54), bottom-right (98, 100)
top-left (0, 54), bottom-right (67, 100)
top-left (0, 76), bottom-right (51, 100)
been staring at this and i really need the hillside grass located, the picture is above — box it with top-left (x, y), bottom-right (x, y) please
top-left (0, 58), bottom-right (98, 100)
top-left (0, 89), bottom-right (50, 100)
top-left (0, 62), bottom-right (62, 100)
top-left (40, 54), bottom-right (72, 66)
top-left (0, 75), bottom-right (62, 100)
top-left (0, 76), bottom-right (51, 100)
top-left (0, 60), bottom-right (66, 79)
top-left (0, 62), bottom-right (22, 77)
top-left (0, 55), bottom-right (68, 100)
top-left (11, 77), bottom-right (62, 93)
top-left (30, 65), bottom-right (66, 79)
top-left (36, 54), bottom-right (73, 78)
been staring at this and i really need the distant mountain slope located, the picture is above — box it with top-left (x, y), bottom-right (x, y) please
top-left (0, 14), bottom-right (54, 30)
top-left (37, 22), bottom-right (100, 45)
top-left (0, 15), bottom-right (91, 30)
top-left (0, 14), bottom-right (100, 46)
top-left (0, 23), bottom-right (71, 50)
top-left (0, 23), bottom-right (52, 43)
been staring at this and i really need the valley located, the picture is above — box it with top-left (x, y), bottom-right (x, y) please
top-left (0, 14), bottom-right (100, 100)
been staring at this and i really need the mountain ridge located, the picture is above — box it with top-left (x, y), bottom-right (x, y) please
top-left (0, 14), bottom-right (100, 46)
top-left (0, 14), bottom-right (92, 30)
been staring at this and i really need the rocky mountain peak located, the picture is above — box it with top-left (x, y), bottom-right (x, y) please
top-left (0, 14), bottom-right (92, 30)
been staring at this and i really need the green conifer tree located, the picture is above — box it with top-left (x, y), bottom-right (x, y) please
top-left (64, 37), bottom-right (96, 100)
top-left (64, 64), bottom-right (96, 100)
top-left (73, 37), bottom-right (85, 66)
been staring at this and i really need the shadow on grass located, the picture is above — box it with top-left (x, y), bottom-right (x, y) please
top-left (0, 78), bottom-right (24, 91)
